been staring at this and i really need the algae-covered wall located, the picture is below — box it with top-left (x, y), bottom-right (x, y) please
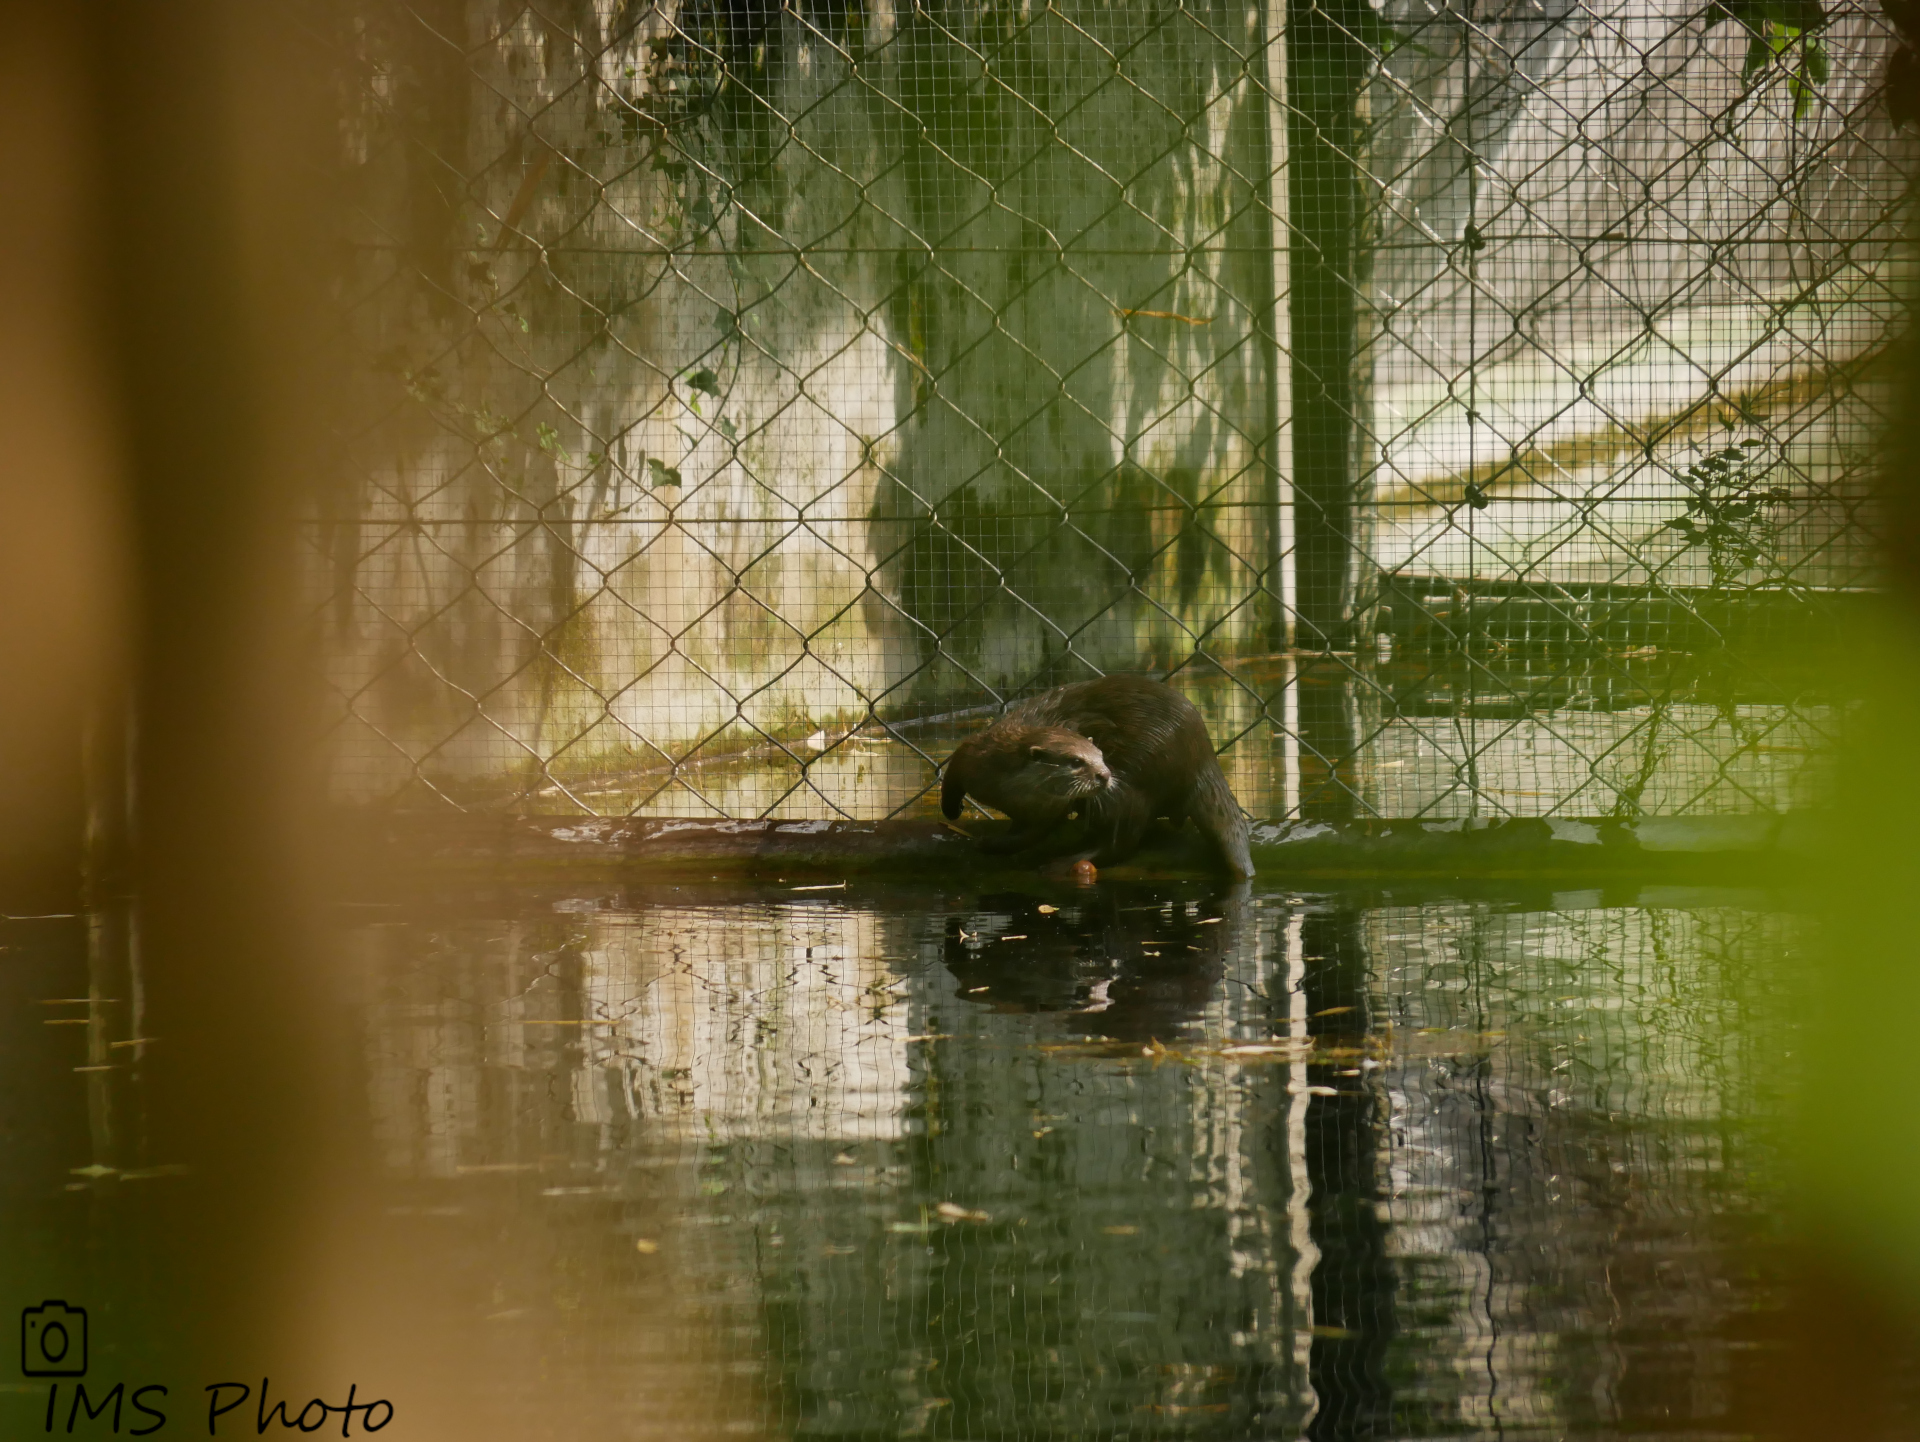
top-left (324, 0), bottom-right (1285, 809)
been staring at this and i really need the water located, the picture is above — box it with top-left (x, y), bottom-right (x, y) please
top-left (12, 880), bottom-right (1805, 1439)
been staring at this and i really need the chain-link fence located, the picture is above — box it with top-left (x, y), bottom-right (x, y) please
top-left (319, 0), bottom-right (1912, 822)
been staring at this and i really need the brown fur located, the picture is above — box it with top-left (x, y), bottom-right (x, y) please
top-left (941, 676), bottom-right (1254, 878)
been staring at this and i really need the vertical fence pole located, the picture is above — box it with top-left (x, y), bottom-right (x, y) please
top-left (1264, 0), bottom-right (1301, 819)
top-left (1285, 0), bottom-right (1370, 652)
top-left (1265, 0), bottom-right (1296, 657)
top-left (1285, 0), bottom-right (1370, 818)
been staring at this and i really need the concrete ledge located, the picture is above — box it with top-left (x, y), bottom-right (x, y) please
top-left (1241, 814), bottom-right (1806, 877)
top-left (349, 811), bottom-right (1822, 882)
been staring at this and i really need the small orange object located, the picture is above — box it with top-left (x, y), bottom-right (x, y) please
top-left (1070, 859), bottom-right (1098, 885)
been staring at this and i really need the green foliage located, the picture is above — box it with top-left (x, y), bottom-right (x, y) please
top-left (1705, 0), bottom-right (1826, 31)
top-left (1703, 0), bottom-right (1831, 119)
top-left (1347, 6), bottom-right (1433, 60)
top-left (1664, 443), bottom-right (1792, 588)
top-left (646, 457), bottom-right (684, 488)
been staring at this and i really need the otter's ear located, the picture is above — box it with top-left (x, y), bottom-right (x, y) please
top-left (1027, 744), bottom-right (1047, 761)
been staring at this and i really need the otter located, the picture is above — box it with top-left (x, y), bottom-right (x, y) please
top-left (940, 675), bottom-right (1254, 878)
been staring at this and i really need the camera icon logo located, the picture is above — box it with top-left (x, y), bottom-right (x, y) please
top-left (20, 1301), bottom-right (87, 1377)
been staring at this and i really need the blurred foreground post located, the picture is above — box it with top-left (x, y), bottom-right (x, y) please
top-left (0, 2), bottom-right (519, 1435)
top-left (1744, 216), bottom-right (1920, 1437)
top-left (90, 0), bottom-right (347, 1389)
top-left (1, 5), bottom-right (714, 1433)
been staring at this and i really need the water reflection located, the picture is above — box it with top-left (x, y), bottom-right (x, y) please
top-left (18, 882), bottom-right (1802, 1438)
top-left (939, 886), bottom-right (1247, 1041)
top-left (345, 880), bottom-right (1797, 1438)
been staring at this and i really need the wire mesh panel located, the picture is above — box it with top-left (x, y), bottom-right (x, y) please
top-left (1347, 0), bottom-right (1907, 819)
top-left (319, 0), bottom-right (1910, 820)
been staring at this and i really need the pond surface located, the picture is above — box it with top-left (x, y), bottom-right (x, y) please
top-left (13, 879), bottom-right (1805, 1439)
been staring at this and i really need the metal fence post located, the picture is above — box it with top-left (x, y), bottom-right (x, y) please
top-left (1286, 0), bottom-right (1373, 654)
top-left (1265, 0), bottom-right (1301, 820)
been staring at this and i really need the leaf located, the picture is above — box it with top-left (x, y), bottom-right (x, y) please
top-left (1369, 21), bottom-right (1435, 57)
top-left (646, 457), bottom-right (683, 488)
top-left (1890, 44), bottom-right (1920, 127)
top-left (1772, 0), bottom-right (1828, 30)
top-left (1742, 31), bottom-right (1773, 81)
top-left (717, 415), bottom-right (738, 441)
top-left (1707, 0), bottom-right (1826, 32)
top-left (1347, 7), bottom-right (1419, 56)
top-left (1806, 38), bottom-right (1831, 83)
top-left (683, 367), bottom-right (721, 398)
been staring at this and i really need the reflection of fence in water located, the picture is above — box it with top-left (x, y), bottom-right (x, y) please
top-left (320, 0), bottom-right (1905, 822)
top-left (354, 889), bottom-right (1793, 1433)
top-left (1354, 900), bottom-right (1797, 1429)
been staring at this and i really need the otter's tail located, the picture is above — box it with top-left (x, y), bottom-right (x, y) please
top-left (1189, 759), bottom-right (1254, 879)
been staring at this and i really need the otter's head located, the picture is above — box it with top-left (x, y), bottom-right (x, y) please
top-left (1020, 730), bottom-right (1113, 801)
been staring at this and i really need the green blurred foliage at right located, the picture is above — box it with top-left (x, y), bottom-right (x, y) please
top-left (1803, 627), bottom-right (1920, 1278)
top-left (1785, 305), bottom-right (1920, 1426)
